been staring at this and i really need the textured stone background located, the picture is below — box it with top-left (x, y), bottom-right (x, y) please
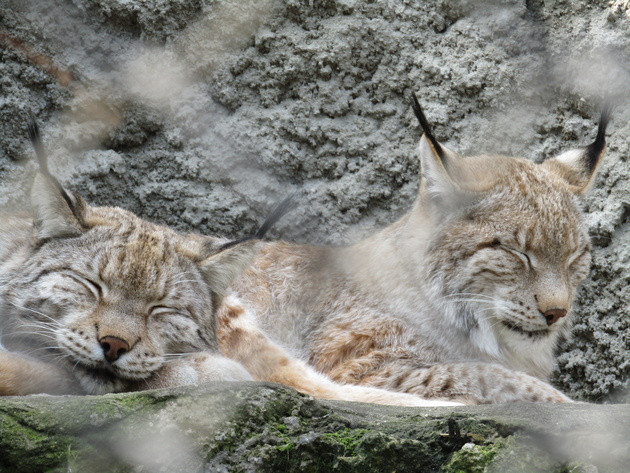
top-left (0, 0), bottom-right (628, 401)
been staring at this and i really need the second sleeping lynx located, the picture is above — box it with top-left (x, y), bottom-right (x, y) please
top-left (0, 116), bottom-right (456, 406)
top-left (218, 95), bottom-right (611, 404)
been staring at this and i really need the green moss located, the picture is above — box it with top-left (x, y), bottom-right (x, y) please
top-left (0, 414), bottom-right (71, 473)
top-left (271, 422), bottom-right (289, 434)
top-left (443, 435), bottom-right (601, 473)
top-left (442, 439), bottom-right (505, 473)
top-left (0, 392), bottom-right (171, 473)
top-left (275, 433), bottom-right (296, 452)
top-left (322, 428), bottom-right (371, 456)
top-left (265, 421), bottom-right (297, 453)
top-left (3, 385), bottom-right (623, 473)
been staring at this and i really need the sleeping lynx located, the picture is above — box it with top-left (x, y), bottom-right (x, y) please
top-left (217, 94), bottom-right (611, 404)
top-left (0, 117), bottom-right (456, 406)
top-left (0, 117), bottom-right (288, 396)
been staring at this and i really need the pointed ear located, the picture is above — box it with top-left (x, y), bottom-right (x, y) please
top-left (542, 105), bottom-right (612, 194)
top-left (199, 239), bottom-right (260, 305)
top-left (27, 116), bottom-right (86, 240)
top-left (417, 134), bottom-right (464, 200)
top-left (412, 93), bottom-right (462, 198)
top-left (31, 173), bottom-right (86, 240)
top-left (412, 93), bottom-right (491, 207)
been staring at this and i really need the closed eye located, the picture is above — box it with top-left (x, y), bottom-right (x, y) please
top-left (505, 247), bottom-right (534, 268)
top-left (65, 272), bottom-right (103, 299)
top-left (487, 241), bottom-right (534, 269)
top-left (150, 306), bottom-right (183, 316)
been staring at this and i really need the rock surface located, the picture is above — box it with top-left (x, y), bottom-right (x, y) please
top-left (0, 0), bottom-right (628, 434)
top-left (1, 382), bottom-right (629, 473)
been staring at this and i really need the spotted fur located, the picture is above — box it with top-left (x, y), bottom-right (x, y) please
top-left (0, 121), bottom-right (458, 407)
top-left (220, 101), bottom-right (609, 405)
top-left (0, 167), bottom-right (257, 395)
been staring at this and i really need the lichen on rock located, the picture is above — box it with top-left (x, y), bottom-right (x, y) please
top-left (1, 383), bottom-right (630, 472)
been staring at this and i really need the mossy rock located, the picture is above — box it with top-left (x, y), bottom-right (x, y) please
top-left (1, 382), bottom-right (629, 472)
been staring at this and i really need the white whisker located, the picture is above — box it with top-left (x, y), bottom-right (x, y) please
top-left (50, 353), bottom-right (75, 363)
top-left (450, 299), bottom-right (499, 305)
top-left (21, 346), bottom-right (64, 356)
top-left (3, 329), bottom-right (57, 338)
top-left (13, 322), bottom-right (58, 331)
top-left (7, 302), bottom-right (63, 326)
top-left (170, 280), bottom-right (197, 286)
top-left (445, 292), bottom-right (498, 299)
top-left (442, 293), bottom-right (500, 303)
top-left (163, 352), bottom-right (198, 358)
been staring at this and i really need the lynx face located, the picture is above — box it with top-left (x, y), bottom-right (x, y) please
top-left (410, 97), bottom-right (610, 375)
top-left (4, 216), bottom-right (203, 393)
top-left (1, 168), bottom-right (260, 394)
top-left (427, 158), bottom-right (591, 350)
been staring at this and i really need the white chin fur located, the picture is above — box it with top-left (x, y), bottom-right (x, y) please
top-left (74, 366), bottom-right (126, 395)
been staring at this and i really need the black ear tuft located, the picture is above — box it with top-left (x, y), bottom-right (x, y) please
top-left (219, 193), bottom-right (297, 251)
top-left (27, 113), bottom-right (49, 175)
top-left (584, 102), bottom-right (613, 174)
top-left (197, 194), bottom-right (297, 303)
top-left (411, 92), bottom-right (445, 161)
top-left (254, 192), bottom-right (297, 240)
top-left (542, 104), bottom-right (613, 194)
top-left (27, 114), bottom-right (80, 215)
top-left (27, 114), bottom-right (87, 239)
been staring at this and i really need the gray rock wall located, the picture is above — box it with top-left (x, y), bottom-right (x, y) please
top-left (1, 0), bottom-right (629, 401)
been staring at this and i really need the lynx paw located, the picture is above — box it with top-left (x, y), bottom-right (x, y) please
top-left (144, 352), bottom-right (252, 390)
top-left (187, 352), bottom-right (253, 382)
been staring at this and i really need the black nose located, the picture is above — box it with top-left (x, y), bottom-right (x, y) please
top-left (543, 308), bottom-right (567, 326)
top-left (99, 336), bottom-right (130, 362)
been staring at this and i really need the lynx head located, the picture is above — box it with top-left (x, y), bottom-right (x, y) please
top-left (1, 120), bottom-right (275, 394)
top-left (411, 94), bottom-right (611, 376)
